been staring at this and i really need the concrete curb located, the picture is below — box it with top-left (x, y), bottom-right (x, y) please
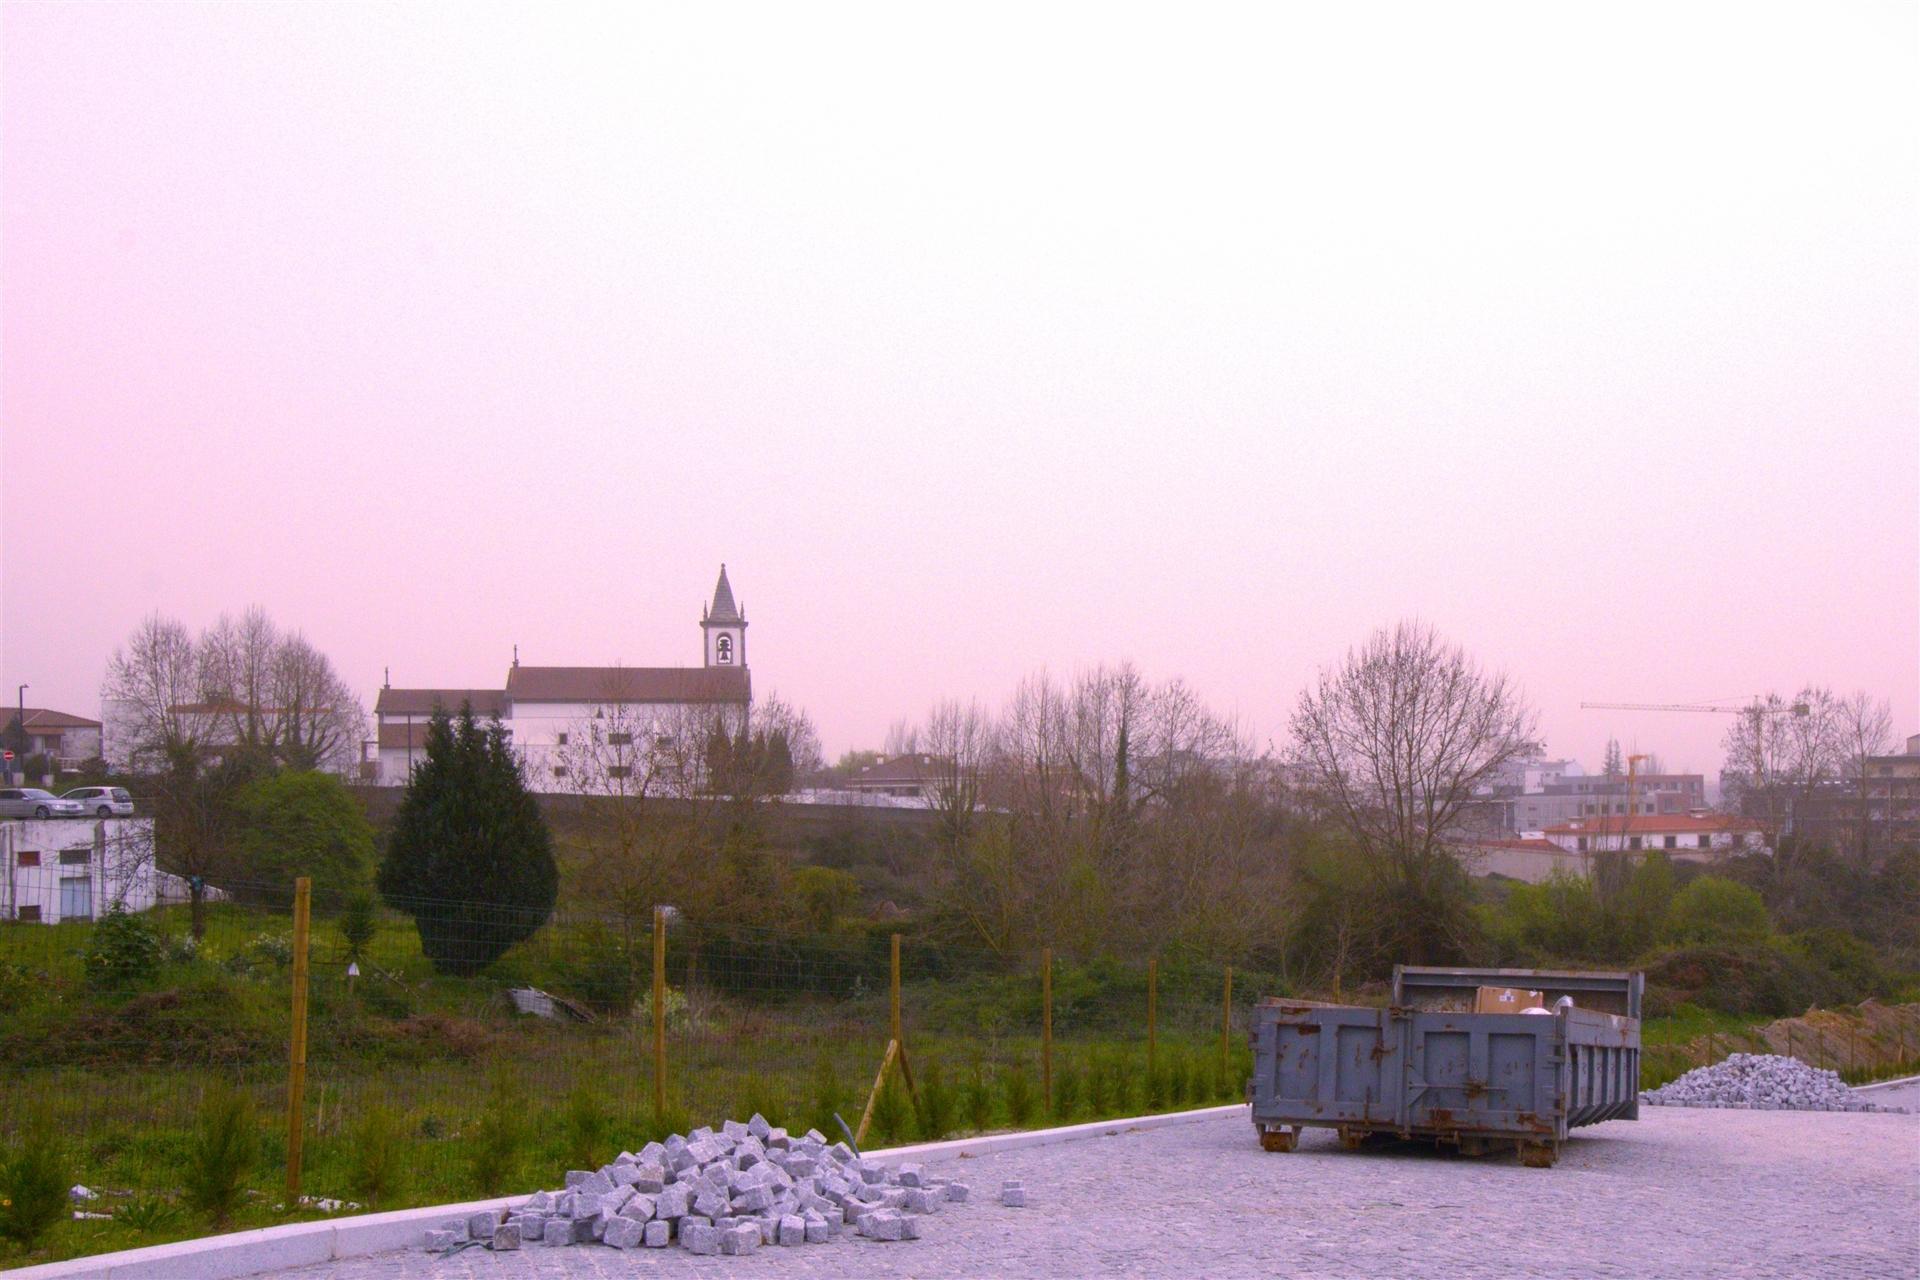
top-left (11, 1104), bottom-right (1247, 1280)
top-left (1851, 1073), bottom-right (1920, 1093)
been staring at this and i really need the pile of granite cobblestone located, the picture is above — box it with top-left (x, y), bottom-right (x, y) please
top-left (424, 1114), bottom-right (1026, 1256)
top-left (1640, 1053), bottom-right (1900, 1112)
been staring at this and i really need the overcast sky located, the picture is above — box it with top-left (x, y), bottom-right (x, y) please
top-left (3, 3), bottom-right (1916, 771)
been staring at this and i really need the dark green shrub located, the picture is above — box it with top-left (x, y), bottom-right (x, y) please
top-left (467, 1077), bottom-right (525, 1194)
top-left (914, 1060), bottom-right (955, 1140)
top-left (869, 1077), bottom-right (911, 1145)
top-left (1052, 1060), bottom-right (1082, 1121)
top-left (1667, 877), bottom-right (1771, 945)
top-left (561, 1086), bottom-right (612, 1170)
top-left (0, 1120), bottom-right (70, 1247)
top-left (1146, 1060), bottom-right (1171, 1110)
top-left (339, 892), bottom-right (377, 965)
top-left (1167, 1048), bottom-right (1192, 1106)
top-left (1104, 1052), bottom-right (1137, 1114)
top-left (378, 707), bottom-right (557, 976)
top-left (1085, 1052), bottom-right (1112, 1114)
top-left (232, 770), bottom-right (377, 900)
top-left (1644, 942), bottom-right (1841, 1017)
top-left (1789, 928), bottom-right (1892, 999)
top-left (346, 1106), bottom-right (407, 1209)
top-left (1001, 1062), bottom-right (1035, 1128)
top-left (806, 1053), bottom-right (847, 1138)
top-left (183, 1084), bottom-right (259, 1226)
top-left (962, 1062), bottom-right (993, 1132)
top-left (84, 908), bottom-right (163, 991)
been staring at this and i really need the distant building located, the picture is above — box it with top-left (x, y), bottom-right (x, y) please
top-left (1460, 836), bottom-right (1586, 883)
top-left (371, 567), bottom-right (753, 788)
top-left (1541, 813), bottom-right (1767, 860)
top-left (2, 708), bottom-right (103, 771)
top-left (0, 818), bottom-right (202, 923)
top-left (847, 754), bottom-right (949, 802)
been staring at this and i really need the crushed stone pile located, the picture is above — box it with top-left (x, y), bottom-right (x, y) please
top-left (1641, 1053), bottom-right (1897, 1112)
top-left (423, 1113), bottom-right (1006, 1257)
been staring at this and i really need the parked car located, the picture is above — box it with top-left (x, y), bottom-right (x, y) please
top-left (61, 785), bottom-right (134, 817)
top-left (0, 788), bottom-right (85, 818)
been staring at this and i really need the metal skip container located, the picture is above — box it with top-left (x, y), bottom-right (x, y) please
top-left (1247, 967), bottom-right (1642, 1167)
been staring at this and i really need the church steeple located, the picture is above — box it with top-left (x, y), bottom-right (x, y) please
top-left (701, 564), bottom-right (747, 667)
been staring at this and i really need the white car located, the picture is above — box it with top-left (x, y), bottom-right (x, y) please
top-left (61, 786), bottom-right (135, 817)
top-left (0, 788), bottom-right (84, 819)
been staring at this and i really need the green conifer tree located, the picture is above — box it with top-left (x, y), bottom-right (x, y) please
top-left (376, 705), bottom-right (557, 975)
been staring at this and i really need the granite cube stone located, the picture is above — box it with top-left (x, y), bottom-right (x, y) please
top-left (644, 1219), bottom-right (671, 1248)
top-left (804, 1214), bottom-right (831, 1244)
top-left (604, 1217), bottom-right (644, 1250)
top-left (945, 1182), bottom-right (970, 1203)
top-left (423, 1231), bottom-right (457, 1250)
top-left (904, 1188), bottom-right (939, 1214)
top-left (466, 1211), bottom-right (498, 1240)
top-left (564, 1170), bottom-right (593, 1189)
top-left (512, 1215), bottom-right (545, 1241)
top-left (720, 1222), bottom-right (760, 1255)
top-left (620, 1193), bottom-right (656, 1222)
top-left (747, 1113), bottom-right (772, 1141)
top-left (681, 1221), bottom-right (721, 1255)
top-left (491, 1222), bottom-right (522, 1251)
top-left (778, 1214), bottom-right (806, 1246)
top-left (898, 1163), bottom-right (926, 1188)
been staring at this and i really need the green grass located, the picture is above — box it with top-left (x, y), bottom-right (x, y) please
top-left (0, 901), bottom-right (1252, 1269)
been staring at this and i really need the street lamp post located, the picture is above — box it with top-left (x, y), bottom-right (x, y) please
top-left (12, 684), bottom-right (25, 783)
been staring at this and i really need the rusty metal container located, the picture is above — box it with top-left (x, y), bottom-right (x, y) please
top-left (1247, 967), bottom-right (1642, 1167)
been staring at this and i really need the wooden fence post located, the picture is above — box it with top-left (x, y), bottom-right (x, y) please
top-left (1147, 957), bottom-right (1159, 1078)
top-left (285, 877), bottom-right (312, 1205)
top-left (1220, 964), bottom-right (1233, 1088)
top-left (652, 905), bottom-right (667, 1121)
top-left (1041, 947), bottom-right (1053, 1118)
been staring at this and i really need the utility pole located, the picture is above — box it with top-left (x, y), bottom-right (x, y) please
top-left (11, 684), bottom-right (25, 781)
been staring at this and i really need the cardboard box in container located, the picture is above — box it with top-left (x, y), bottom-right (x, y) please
top-left (1474, 985), bottom-right (1544, 1014)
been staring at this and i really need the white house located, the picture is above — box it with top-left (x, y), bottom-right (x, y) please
top-left (1541, 813), bottom-right (1768, 861)
top-left (0, 818), bottom-right (202, 923)
top-left (371, 566), bottom-right (753, 789)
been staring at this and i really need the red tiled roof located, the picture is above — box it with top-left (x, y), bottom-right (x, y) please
top-left (1543, 814), bottom-right (1764, 835)
top-left (374, 688), bottom-right (508, 718)
top-left (7, 707), bottom-right (102, 730)
top-left (505, 666), bottom-right (749, 705)
top-left (850, 754), bottom-right (949, 787)
top-left (1467, 837), bottom-right (1565, 852)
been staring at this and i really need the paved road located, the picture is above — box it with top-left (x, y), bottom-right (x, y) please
top-left (281, 1107), bottom-right (1917, 1280)
top-left (1854, 1074), bottom-right (1920, 1112)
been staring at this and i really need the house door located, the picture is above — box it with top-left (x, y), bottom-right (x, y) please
top-left (60, 875), bottom-right (92, 921)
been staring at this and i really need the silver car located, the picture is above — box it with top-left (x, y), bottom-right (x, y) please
top-left (0, 788), bottom-right (85, 818)
top-left (61, 786), bottom-right (134, 817)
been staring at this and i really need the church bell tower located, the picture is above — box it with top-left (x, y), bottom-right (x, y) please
top-left (701, 564), bottom-right (747, 668)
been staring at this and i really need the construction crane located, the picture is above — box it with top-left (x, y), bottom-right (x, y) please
top-left (1579, 697), bottom-right (1809, 788)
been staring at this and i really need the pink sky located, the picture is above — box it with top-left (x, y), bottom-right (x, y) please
top-left (3, 4), bottom-right (1916, 771)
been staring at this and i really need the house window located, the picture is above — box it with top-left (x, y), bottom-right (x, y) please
top-left (1628, 836), bottom-right (1643, 851)
top-left (609, 766), bottom-right (631, 779)
top-left (717, 634), bottom-right (733, 664)
top-left (552, 766), bottom-right (569, 778)
top-left (59, 848), bottom-right (90, 866)
top-left (17, 905), bottom-right (40, 922)
top-left (1699, 834), bottom-right (1714, 848)
top-left (17, 850), bottom-right (39, 868)
top-left (1664, 836), bottom-right (1677, 849)
top-left (609, 732), bottom-right (633, 746)
top-left (1576, 837), bottom-right (1588, 852)
top-left (556, 732), bottom-right (569, 746)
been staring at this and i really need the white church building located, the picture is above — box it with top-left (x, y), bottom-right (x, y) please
top-left (371, 567), bottom-right (752, 789)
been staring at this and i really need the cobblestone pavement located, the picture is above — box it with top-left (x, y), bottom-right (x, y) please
top-left (279, 1107), bottom-right (1917, 1280)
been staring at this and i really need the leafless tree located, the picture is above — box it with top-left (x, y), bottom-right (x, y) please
top-left (1835, 690), bottom-right (1895, 866)
top-left (1720, 688), bottom-right (1845, 835)
top-left (101, 614), bottom-right (206, 772)
top-left (1289, 621), bottom-right (1536, 962)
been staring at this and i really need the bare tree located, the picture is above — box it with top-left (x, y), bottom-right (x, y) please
top-left (1720, 688), bottom-right (1844, 836)
top-left (1289, 621), bottom-right (1536, 963)
top-left (1835, 690), bottom-right (1895, 867)
top-left (270, 632), bottom-right (365, 771)
top-left (102, 614), bottom-right (206, 772)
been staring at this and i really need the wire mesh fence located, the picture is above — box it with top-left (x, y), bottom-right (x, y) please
top-left (0, 872), bottom-right (1260, 1226)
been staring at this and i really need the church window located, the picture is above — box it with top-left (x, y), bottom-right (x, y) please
top-left (717, 635), bottom-right (734, 664)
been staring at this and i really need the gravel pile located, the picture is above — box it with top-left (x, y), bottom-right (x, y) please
top-left (424, 1113), bottom-right (995, 1256)
top-left (1641, 1053), bottom-right (1895, 1112)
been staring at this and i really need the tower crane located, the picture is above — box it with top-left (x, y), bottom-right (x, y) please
top-left (1579, 697), bottom-right (1810, 789)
